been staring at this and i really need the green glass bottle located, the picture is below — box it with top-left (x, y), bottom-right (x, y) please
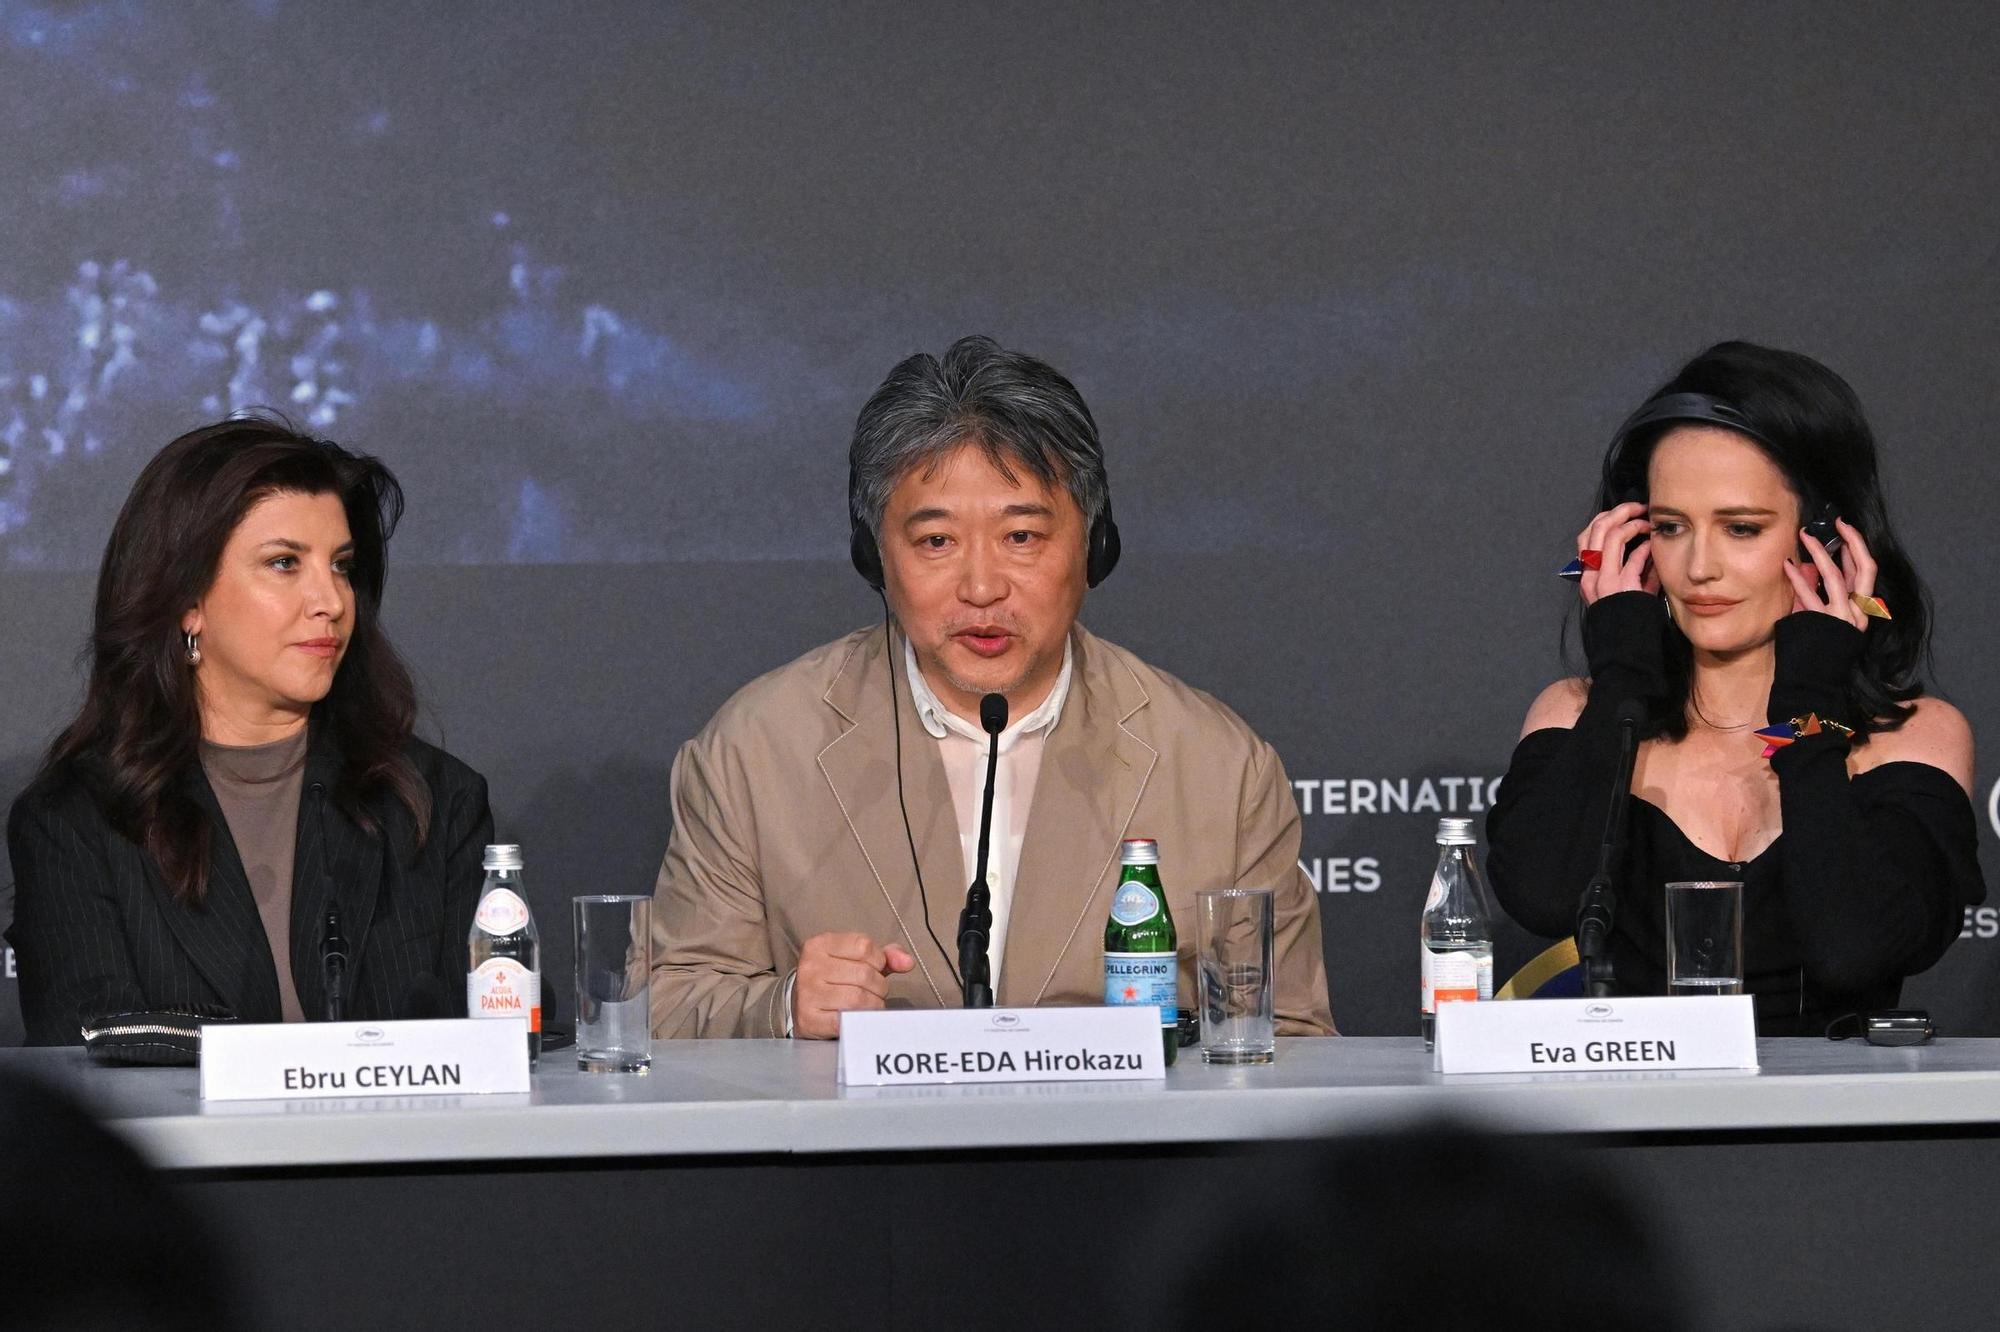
top-left (1103, 838), bottom-right (1178, 1066)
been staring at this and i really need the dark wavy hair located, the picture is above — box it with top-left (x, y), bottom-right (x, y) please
top-left (40, 413), bottom-right (429, 904)
top-left (1590, 341), bottom-right (1932, 741)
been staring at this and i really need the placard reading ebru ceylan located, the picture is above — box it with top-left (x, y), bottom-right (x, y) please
top-left (200, 1017), bottom-right (532, 1101)
top-left (838, 1005), bottom-right (1166, 1087)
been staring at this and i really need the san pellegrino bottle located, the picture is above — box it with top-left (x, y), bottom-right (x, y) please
top-left (468, 843), bottom-right (542, 1067)
top-left (1103, 837), bottom-right (1178, 1067)
top-left (1420, 816), bottom-right (1494, 1050)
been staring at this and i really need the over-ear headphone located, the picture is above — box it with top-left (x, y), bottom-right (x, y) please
top-left (1605, 390), bottom-right (1842, 555)
top-left (848, 470), bottom-right (1122, 591)
top-left (1609, 391), bottom-right (1769, 452)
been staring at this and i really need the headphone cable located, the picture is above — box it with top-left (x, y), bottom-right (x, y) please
top-left (882, 597), bottom-right (963, 992)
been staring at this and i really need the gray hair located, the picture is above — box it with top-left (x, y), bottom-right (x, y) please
top-left (848, 335), bottom-right (1110, 536)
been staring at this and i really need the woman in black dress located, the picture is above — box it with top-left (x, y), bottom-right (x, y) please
top-left (1487, 342), bottom-right (1983, 1035)
top-left (7, 414), bottom-right (493, 1043)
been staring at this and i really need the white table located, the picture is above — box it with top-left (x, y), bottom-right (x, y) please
top-left (8, 1037), bottom-right (1997, 1330)
top-left (11, 1035), bottom-right (1998, 1168)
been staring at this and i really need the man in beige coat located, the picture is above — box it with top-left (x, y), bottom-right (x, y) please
top-left (650, 336), bottom-right (1334, 1039)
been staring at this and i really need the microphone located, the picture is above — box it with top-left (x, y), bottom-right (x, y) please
top-left (321, 902), bottom-right (349, 1023)
top-left (957, 692), bottom-right (1007, 1008)
top-left (312, 781), bottom-right (349, 1023)
top-left (978, 692), bottom-right (1008, 735)
top-left (1576, 698), bottom-right (1645, 999)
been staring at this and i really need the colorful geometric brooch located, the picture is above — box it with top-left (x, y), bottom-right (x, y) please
top-left (1754, 712), bottom-right (1856, 759)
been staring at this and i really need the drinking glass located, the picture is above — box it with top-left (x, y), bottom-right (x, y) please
top-left (1197, 888), bottom-right (1276, 1064)
top-left (1665, 880), bottom-right (1744, 996)
top-left (574, 895), bottom-right (653, 1072)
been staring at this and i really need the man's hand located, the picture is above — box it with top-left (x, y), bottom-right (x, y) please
top-left (792, 932), bottom-right (916, 1039)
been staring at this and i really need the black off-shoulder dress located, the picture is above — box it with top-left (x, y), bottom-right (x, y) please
top-left (1487, 592), bottom-right (1986, 1036)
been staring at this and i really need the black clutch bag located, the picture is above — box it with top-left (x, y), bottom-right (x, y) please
top-left (80, 1008), bottom-right (239, 1066)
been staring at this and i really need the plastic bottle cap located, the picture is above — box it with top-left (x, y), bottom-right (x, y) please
top-left (483, 844), bottom-right (524, 871)
top-left (1434, 818), bottom-right (1476, 846)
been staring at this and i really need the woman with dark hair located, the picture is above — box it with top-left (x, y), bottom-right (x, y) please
top-left (1487, 342), bottom-right (1984, 1035)
top-left (6, 414), bottom-right (493, 1043)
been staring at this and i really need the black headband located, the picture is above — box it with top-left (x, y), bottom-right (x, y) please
top-left (1611, 391), bottom-right (1772, 450)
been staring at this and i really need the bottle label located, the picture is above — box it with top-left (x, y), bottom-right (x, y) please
top-left (1421, 948), bottom-right (1494, 1014)
top-left (1109, 882), bottom-right (1162, 927)
top-left (468, 956), bottom-right (543, 1032)
top-left (474, 887), bottom-right (531, 936)
top-left (1104, 951), bottom-right (1177, 1025)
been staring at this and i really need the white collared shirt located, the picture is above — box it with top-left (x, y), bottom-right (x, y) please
top-left (903, 637), bottom-right (1073, 992)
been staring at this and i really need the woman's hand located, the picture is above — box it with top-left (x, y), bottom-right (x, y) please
top-left (1783, 517), bottom-right (1879, 629)
top-left (1572, 501), bottom-right (1658, 603)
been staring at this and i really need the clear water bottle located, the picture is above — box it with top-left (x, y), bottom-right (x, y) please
top-left (467, 844), bottom-right (542, 1067)
top-left (1420, 817), bottom-right (1493, 1050)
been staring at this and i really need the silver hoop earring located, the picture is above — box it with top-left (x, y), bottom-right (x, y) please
top-left (184, 631), bottom-right (201, 666)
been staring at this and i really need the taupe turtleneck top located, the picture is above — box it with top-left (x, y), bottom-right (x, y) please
top-left (199, 729), bottom-right (310, 1023)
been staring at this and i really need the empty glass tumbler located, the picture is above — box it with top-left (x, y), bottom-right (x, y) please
top-left (1665, 880), bottom-right (1744, 997)
top-left (1196, 888), bottom-right (1276, 1064)
top-left (574, 895), bottom-right (654, 1072)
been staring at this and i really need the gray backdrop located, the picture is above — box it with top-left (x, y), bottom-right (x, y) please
top-left (1, 2), bottom-right (1994, 1042)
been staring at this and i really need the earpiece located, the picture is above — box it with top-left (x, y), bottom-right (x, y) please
top-left (850, 519), bottom-right (886, 590)
top-left (1085, 499), bottom-right (1121, 588)
top-left (1801, 500), bottom-right (1843, 558)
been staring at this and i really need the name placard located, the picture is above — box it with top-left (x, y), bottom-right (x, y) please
top-left (200, 1017), bottom-right (531, 1102)
top-left (1434, 996), bottom-right (1758, 1075)
top-left (837, 1006), bottom-right (1166, 1087)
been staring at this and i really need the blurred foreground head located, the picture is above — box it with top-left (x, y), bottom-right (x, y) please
top-left (0, 1070), bottom-right (243, 1331)
top-left (1166, 1120), bottom-right (1686, 1332)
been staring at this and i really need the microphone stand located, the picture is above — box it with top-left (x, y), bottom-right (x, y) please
top-left (1577, 701), bottom-right (1643, 999)
top-left (958, 693), bottom-right (1006, 1008)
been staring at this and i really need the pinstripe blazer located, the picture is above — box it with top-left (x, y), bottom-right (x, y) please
top-left (5, 730), bottom-right (493, 1045)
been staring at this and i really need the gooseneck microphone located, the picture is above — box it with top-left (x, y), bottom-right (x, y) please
top-left (1577, 698), bottom-right (1645, 999)
top-left (321, 902), bottom-right (349, 1023)
top-left (957, 692), bottom-right (1007, 1009)
top-left (312, 782), bottom-right (349, 1022)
